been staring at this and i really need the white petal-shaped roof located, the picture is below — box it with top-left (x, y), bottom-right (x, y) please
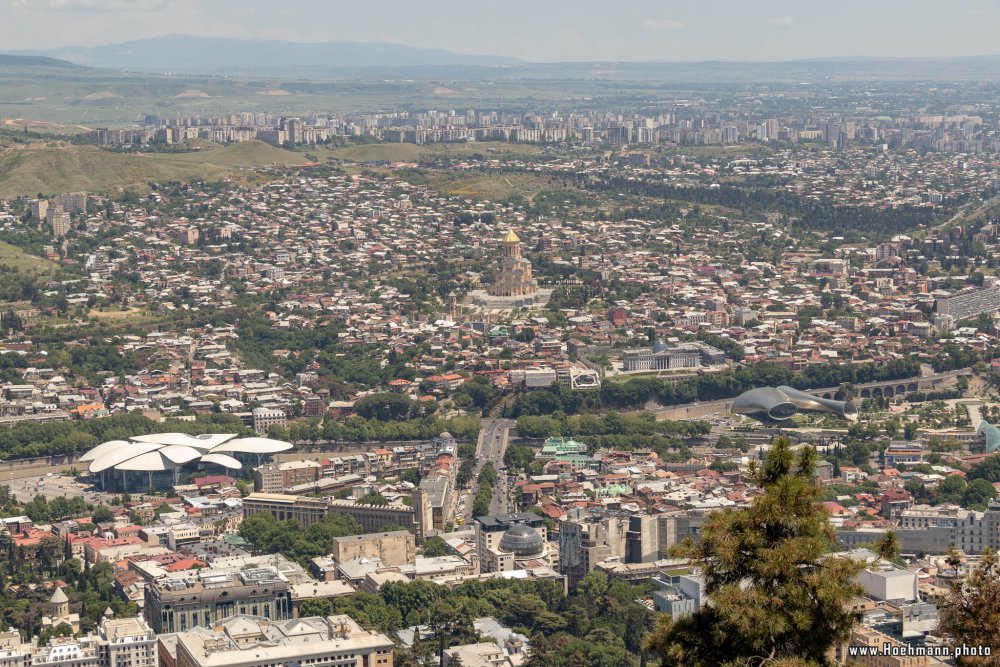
top-left (81, 433), bottom-right (292, 474)
top-left (200, 453), bottom-right (242, 469)
top-left (130, 433), bottom-right (237, 449)
top-left (211, 437), bottom-right (293, 454)
top-left (159, 445), bottom-right (203, 464)
top-left (80, 440), bottom-right (132, 462)
top-left (89, 442), bottom-right (165, 473)
top-left (116, 451), bottom-right (176, 472)
top-left (129, 433), bottom-right (201, 446)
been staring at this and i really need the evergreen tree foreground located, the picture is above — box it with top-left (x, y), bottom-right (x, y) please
top-left (645, 437), bottom-right (864, 667)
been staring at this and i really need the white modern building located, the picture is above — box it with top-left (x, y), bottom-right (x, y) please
top-left (80, 433), bottom-right (292, 491)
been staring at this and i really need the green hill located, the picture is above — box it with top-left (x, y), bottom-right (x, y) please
top-left (159, 140), bottom-right (313, 169)
top-left (0, 54), bottom-right (79, 69)
top-left (0, 240), bottom-right (55, 273)
top-left (0, 141), bottom-right (311, 198)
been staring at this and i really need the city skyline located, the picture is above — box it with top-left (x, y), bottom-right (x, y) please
top-left (3, 0), bottom-right (1000, 62)
top-left (1, 0), bottom-right (999, 662)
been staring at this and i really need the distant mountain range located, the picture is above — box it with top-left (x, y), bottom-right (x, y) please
top-left (4, 35), bottom-right (1000, 82)
top-left (9, 34), bottom-right (521, 74)
top-left (531, 55), bottom-right (1000, 82)
top-left (0, 54), bottom-right (78, 68)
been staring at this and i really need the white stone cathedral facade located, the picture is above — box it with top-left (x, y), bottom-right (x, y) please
top-left (487, 229), bottom-right (539, 297)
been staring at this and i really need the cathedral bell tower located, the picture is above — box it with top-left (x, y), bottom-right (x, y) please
top-left (488, 228), bottom-right (539, 298)
top-left (502, 228), bottom-right (522, 258)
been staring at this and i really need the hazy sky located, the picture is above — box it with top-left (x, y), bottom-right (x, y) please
top-left (4, 0), bottom-right (1000, 61)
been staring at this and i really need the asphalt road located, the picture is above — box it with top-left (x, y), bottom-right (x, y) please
top-left (476, 418), bottom-right (516, 516)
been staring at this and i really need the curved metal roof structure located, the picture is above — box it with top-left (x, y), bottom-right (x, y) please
top-left (210, 437), bottom-right (292, 454)
top-left (82, 433), bottom-right (292, 474)
top-left (200, 453), bottom-right (243, 470)
top-left (732, 385), bottom-right (858, 423)
top-left (977, 420), bottom-right (1000, 453)
top-left (130, 433), bottom-right (236, 448)
top-left (88, 442), bottom-right (166, 472)
top-left (79, 440), bottom-right (134, 463)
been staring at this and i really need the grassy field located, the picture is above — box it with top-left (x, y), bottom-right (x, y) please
top-left (352, 166), bottom-right (556, 199)
top-left (0, 240), bottom-right (56, 272)
top-left (432, 172), bottom-right (554, 199)
top-left (88, 307), bottom-right (148, 320)
top-left (158, 141), bottom-right (313, 168)
top-left (303, 141), bottom-right (543, 164)
top-left (87, 307), bottom-right (164, 329)
top-left (0, 140), bottom-right (310, 198)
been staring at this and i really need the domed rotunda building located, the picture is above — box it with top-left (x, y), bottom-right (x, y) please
top-left (474, 512), bottom-right (553, 573)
